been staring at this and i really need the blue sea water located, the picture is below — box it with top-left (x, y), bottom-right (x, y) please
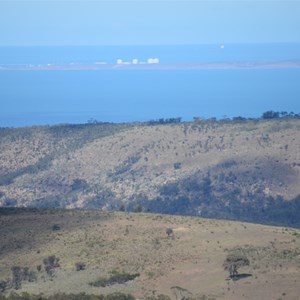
top-left (0, 44), bottom-right (300, 127)
top-left (1, 69), bottom-right (300, 127)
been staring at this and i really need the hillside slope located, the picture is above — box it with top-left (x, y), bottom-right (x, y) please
top-left (0, 119), bottom-right (300, 226)
top-left (0, 209), bottom-right (300, 299)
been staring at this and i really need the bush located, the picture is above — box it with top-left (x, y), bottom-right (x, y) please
top-left (146, 295), bottom-right (171, 300)
top-left (75, 262), bottom-right (86, 271)
top-left (0, 292), bottom-right (135, 300)
top-left (0, 279), bottom-right (10, 292)
top-left (173, 162), bottom-right (182, 170)
top-left (90, 272), bottom-right (140, 287)
top-left (71, 179), bottom-right (89, 191)
top-left (52, 224), bottom-right (61, 231)
top-left (106, 293), bottom-right (135, 300)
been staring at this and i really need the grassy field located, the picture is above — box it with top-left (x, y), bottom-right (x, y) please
top-left (0, 209), bottom-right (300, 299)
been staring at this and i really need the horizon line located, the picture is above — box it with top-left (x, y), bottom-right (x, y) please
top-left (1, 42), bottom-right (300, 48)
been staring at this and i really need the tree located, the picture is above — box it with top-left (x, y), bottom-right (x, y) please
top-left (43, 255), bottom-right (60, 277)
top-left (119, 204), bottom-right (125, 212)
top-left (223, 254), bottom-right (250, 277)
top-left (261, 111), bottom-right (280, 119)
top-left (11, 266), bottom-right (23, 290)
top-left (133, 205), bottom-right (143, 213)
top-left (166, 228), bottom-right (173, 237)
top-left (71, 178), bottom-right (89, 191)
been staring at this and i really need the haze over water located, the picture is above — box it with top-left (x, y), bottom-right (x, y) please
top-left (0, 44), bottom-right (300, 127)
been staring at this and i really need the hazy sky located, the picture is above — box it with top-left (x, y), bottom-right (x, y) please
top-left (1, 0), bottom-right (300, 46)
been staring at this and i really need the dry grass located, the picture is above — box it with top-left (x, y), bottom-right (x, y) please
top-left (0, 209), bottom-right (300, 299)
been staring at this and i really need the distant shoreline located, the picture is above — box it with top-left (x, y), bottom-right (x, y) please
top-left (1, 61), bottom-right (300, 71)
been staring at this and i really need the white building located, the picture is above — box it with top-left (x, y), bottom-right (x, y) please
top-left (132, 59), bottom-right (138, 65)
top-left (147, 58), bottom-right (159, 64)
top-left (117, 59), bottom-right (123, 65)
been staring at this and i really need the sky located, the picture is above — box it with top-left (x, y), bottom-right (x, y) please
top-left (0, 0), bottom-right (300, 46)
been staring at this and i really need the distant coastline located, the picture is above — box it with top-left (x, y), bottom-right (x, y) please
top-left (1, 60), bottom-right (300, 71)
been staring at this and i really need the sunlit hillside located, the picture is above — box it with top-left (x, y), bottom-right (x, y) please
top-left (0, 118), bottom-right (300, 227)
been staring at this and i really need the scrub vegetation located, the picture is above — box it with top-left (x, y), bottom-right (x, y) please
top-left (0, 116), bottom-right (300, 227)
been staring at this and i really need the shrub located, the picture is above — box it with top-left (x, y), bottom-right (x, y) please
top-left (0, 291), bottom-right (137, 299)
top-left (106, 293), bottom-right (135, 300)
top-left (90, 272), bottom-right (140, 287)
top-left (75, 262), bottom-right (86, 271)
top-left (52, 224), bottom-right (61, 231)
top-left (71, 179), bottom-right (89, 191)
top-left (173, 162), bottom-right (182, 170)
top-left (146, 295), bottom-right (171, 300)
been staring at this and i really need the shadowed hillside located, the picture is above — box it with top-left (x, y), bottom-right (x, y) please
top-left (0, 209), bottom-right (299, 299)
top-left (0, 118), bottom-right (300, 227)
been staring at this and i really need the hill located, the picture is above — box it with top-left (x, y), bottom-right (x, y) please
top-left (0, 118), bottom-right (300, 227)
top-left (0, 208), bottom-right (300, 299)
